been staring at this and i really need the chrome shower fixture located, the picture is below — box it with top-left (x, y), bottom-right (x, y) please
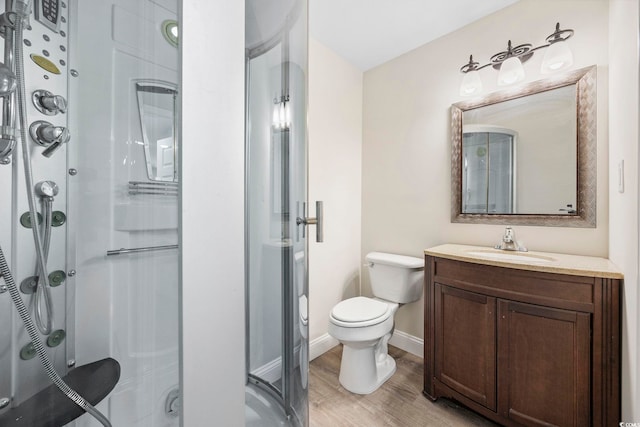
top-left (35, 180), bottom-right (59, 199)
top-left (0, 62), bottom-right (17, 96)
top-left (0, 1), bottom-right (30, 165)
top-left (0, 62), bottom-right (17, 163)
top-left (12, 0), bottom-right (33, 18)
top-left (32, 89), bottom-right (67, 115)
top-left (29, 120), bottom-right (70, 157)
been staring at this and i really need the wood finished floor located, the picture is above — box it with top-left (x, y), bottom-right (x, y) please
top-left (309, 345), bottom-right (498, 427)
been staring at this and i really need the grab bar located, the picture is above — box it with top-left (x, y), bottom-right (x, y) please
top-left (106, 244), bottom-right (178, 256)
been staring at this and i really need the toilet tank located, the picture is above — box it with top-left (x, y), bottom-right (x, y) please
top-left (366, 252), bottom-right (424, 303)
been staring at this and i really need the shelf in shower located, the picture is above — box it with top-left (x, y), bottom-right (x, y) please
top-left (0, 357), bottom-right (120, 426)
top-left (128, 181), bottom-right (178, 196)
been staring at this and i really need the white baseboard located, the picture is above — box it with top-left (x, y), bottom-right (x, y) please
top-left (252, 342), bottom-right (310, 383)
top-left (252, 356), bottom-right (282, 383)
top-left (389, 330), bottom-right (424, 358)
top-left (309, 334), bottom-right (339, 361)
top-left (307, 330), bottom-right (423, 360)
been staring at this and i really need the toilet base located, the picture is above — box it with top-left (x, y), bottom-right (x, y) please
top-left (338, 344), bottom-right (397, 394)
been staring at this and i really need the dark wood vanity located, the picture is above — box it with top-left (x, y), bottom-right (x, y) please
top-left (423, 245), bottom-right (622, 427)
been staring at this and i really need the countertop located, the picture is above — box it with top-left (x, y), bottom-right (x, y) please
top-left (425, 244), bottom-right (624, 279)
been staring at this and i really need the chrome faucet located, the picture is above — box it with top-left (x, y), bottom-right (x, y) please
top-left (495, 227), bottom-right (527, 252)
top-left (32, 90), bottom-right (67, 115)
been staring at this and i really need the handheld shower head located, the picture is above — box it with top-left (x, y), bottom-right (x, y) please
top-left (0, 63), bottom-right (17, 96)
top-left (11, 0), bottom-right (32, 18)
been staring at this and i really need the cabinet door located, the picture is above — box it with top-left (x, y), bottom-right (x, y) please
top-left (497, 300), bottom-right (590, 427)
top-left (434, 284), bottom-right (496, 410)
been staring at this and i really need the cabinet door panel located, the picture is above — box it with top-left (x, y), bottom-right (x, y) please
top-left (435, 284), bottom-right (496, 410)
top-left (497, 300), bottom-right (590, 427)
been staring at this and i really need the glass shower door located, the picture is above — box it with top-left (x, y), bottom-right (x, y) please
top-left (245, 0), bottom-right (308, 425)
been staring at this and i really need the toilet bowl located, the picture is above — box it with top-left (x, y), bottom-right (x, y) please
top-left (328, 296), bottom-right (399, 394)
top-left (328, 252), bottom-right (424, 394)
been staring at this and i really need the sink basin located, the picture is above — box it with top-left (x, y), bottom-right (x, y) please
top-left (465, 250), bottom-right (555, 264)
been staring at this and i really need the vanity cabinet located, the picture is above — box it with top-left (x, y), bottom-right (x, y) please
top-left (424, 255), bottom-right (621, 427)
top-left (434, 285), bottom-right (497, 411)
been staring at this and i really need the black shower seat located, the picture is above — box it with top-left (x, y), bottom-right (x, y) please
top-left (0, 357), bottom-right (120, 426)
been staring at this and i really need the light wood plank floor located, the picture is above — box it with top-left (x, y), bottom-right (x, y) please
top-left (309, 345), bottom-right (498, 427)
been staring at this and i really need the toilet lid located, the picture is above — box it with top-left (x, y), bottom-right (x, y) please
top-left (331, 297), bottom-right (390, 323)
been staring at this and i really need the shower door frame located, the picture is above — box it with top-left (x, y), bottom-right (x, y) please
top-left (244, 0), bottom-right (308, 424)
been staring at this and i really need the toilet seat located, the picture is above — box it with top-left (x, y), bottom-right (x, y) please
top-left (330, 297), bottom-right (392, 328)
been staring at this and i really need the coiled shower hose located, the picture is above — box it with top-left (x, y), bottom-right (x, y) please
top-left (4, 8), bottom-right (113, 427)
top-left (0, 246), bottom-right (111, 426)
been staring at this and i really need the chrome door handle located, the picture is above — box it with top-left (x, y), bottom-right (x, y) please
top-left (296, 201), bottom-right (323, 242)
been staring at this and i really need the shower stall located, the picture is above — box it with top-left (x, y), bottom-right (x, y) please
top-left (245, 0), bottom-right (311, 425)
top-left (1, 0), bottom-right (310, 425)
top-left (0, 0), bottom-right (179, 425)
top-left (462, 126), bottom-right (516, 214)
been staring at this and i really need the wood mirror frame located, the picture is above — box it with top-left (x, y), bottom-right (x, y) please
top-left (451, 65), bottom-right (597, 227)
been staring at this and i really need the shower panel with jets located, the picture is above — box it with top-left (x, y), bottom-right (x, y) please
top-left (0, 0), bottom-right (180, 425)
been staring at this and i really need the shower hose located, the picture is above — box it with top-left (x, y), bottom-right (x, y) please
top-left (33, 193), bottom-right (54, 335)
top-left (0, 7), bottom-right (113, 427)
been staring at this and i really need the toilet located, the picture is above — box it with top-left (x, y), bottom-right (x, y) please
top-left (328, 252), bottom-right (424, 394)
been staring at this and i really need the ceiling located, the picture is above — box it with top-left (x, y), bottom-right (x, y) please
top-left (309, 0), bottom-right (519, 71)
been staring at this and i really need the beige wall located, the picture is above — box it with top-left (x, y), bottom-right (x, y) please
top-left (361, 0), bottom-right (610, 340)
top-left (309, 38), bottom-right (363, 345)
top-left (608, 0), bottom-right (639, 420)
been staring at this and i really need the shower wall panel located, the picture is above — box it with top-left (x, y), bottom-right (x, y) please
top-left (73, 0), bottom-right (179, 425)
top-left (0, 1), bottom-right (179, 424)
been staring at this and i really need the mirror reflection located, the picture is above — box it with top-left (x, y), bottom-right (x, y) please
top-left (461, 85), bottom-right (577, 215)
top-left (136, 81), bottom-right (179, 182)
top-left (462, 126), bottom-right (516, 214)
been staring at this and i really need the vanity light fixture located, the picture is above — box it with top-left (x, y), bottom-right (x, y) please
top-left (459, 22), bottom-right (574, 96)
top-left (272, 95), bottom-right (291, 130)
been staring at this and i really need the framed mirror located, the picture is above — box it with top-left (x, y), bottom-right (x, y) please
top-left (451, 65), bottom-right (596, 227)
top-left (136, 81), bottom-right (179, 182)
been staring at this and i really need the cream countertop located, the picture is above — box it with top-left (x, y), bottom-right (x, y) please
top-left (425, 244), bottom-right (623, 279)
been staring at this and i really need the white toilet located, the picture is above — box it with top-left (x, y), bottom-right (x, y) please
top-left (328, 252), bottom-right (424, 394)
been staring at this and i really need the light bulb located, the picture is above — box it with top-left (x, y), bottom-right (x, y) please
top-left (272, 103), bottom-right (279, 128)
top-left (284, 101), bottom-right (291, 128)
top-left (541, 42), bottom-right (573, 74)
top-left (279, 102), bottom-right (286, 129)
top-left (459, 70), bottom-right (483, 96)
top-left (497, 57), bottom-right (525, 86)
